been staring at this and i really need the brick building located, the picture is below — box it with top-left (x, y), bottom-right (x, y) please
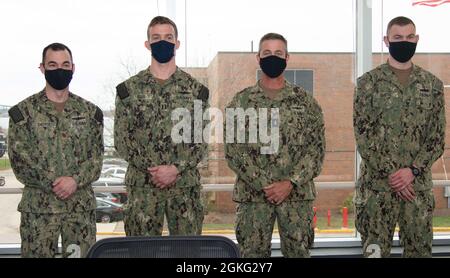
top-left (184, 52), bottom-right (450, 215)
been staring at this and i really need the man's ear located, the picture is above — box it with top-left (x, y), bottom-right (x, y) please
top-left (144, 40), bottom-right (151, 51)
top-left (72, 63), bottom-right (75, 74)
top-left (383, 36), bottom-right (390, 48)
top-left (415, 34), bottom-right (420, 43)
top-left (175, 39), bottom-right (180, 50)
top-left (39, 63), bottom-right (45, 74)
top-left (256, 53), bottom-right (260, 64)
top-left (286, 53), bottom-right (290, 62)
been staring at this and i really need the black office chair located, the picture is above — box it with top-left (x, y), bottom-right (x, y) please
top-left (86, 235), bottom-right (240, 258)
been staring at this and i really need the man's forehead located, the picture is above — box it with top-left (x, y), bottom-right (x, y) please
top-left (389, 24), bottom-right (416, 35)
top-left (45, 49), bottom-right (72, 63)
top-left (261, 39), bottom-right (286, 50)
top-left (149, 24), bottom-right (175, 35)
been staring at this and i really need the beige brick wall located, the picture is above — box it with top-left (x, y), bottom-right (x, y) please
top-left (185, 52), bottom-right (450, 213)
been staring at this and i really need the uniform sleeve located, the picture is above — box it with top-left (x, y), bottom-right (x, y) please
top-left (224, 95), bottom-right (272, 191)
top-left (73, 107), bottom-right (104, 188)
top-left (413, 78), bottom-right (446, 173)
top-left (288, 101), bottom-right (326, 187)
top-left (353, 74), bottom-right (395, 177)
top-left (173, 84), bottom-right (210, 174)
top-left (114, 85), bottom-right (131, 162)
top-left (8, 105), bottom-right (55, 191)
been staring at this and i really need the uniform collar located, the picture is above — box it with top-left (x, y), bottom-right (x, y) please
top-left (139, 66), bottom-right (182, 86)
top-left (38, 89), bottom-right (78, 116)
top-left (379, 62), bottom-right (426, 89)
top-left (249, 79), bottom-right (296, 102)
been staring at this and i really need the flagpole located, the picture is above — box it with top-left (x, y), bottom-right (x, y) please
top-left (381, 0), bottom-right (384, 62)
top-left (185, 0), bottom-right (188, 67)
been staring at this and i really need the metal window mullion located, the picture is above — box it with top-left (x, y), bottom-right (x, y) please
top-left (355, 0), bottom-right (372, 238)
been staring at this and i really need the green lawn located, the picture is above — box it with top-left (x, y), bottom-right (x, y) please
top-left (203, 223), bottom-right (235, 230)
top-left (203, 216), bottom-right (356, 230)
top-left (433, 216), bottom-right (450, 227)
top-left (315, 216), bottom-right (355, 230)
top-left (0, 158), bottom-right (10, 170)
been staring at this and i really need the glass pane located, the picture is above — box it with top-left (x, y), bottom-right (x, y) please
top-left (185, 0), bottom-right (357, 240)
top-left (284, 70), bottom-right (295, 84)
top-left (0, 191), bottom-right (21, 244)
top-left (295, 70), bottom-right (314, 93)
top-left (373, 0), bottom-right (450, 238)
top-left (0, 0), bottom-right (359, 254)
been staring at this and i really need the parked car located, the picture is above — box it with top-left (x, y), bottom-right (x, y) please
top-left (101, 166), bottom-right (126, 179)
top-left (0, 143), bottom-right (5, 158)
top-left (102, 158), bottom-right (128, 171)
top-left (95, 198), bottom-right (124, 223)
top-left (92, 177), bottom-right (127, 203)
top-left (95, 192), bottom-right (121, 204)
top-left (0, 140), bottom-right (5, 186)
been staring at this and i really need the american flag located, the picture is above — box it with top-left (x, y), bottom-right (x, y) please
top-left (412, 0), bottom-right (450, 7)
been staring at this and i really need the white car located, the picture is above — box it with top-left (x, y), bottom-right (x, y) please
top-left (101, 167), bottom-right (127, 179)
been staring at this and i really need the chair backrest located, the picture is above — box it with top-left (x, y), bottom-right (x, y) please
top-left (86, 235), bottom-right (240, 258)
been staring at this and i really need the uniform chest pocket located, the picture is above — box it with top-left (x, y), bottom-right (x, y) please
top-left (172, 92), bottom-right (195, 110)
top-left (416, 93), bottom-right (433, 110)
top-left (372, 94), bottom-right (398, 110)
top-left (372, 95), bottom-right (401, 126)
top-left (70, 117), bottom-right (89, 141)
top-left (33, 120), bottom-right (57, 156)
top-left (413, 93), bottom-right (433, 128)
top-left (284, 106), bottom-right (305, 126)
top-left (132, 98), bottom-right (156, 128)
top-left (34, 121), bottom-right (57, 141)
top-left (282, 107), bottom-right (306, 146)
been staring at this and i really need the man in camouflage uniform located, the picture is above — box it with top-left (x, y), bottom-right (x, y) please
top-left (8, 43), bottom-right (104, 258)
top-left (354, 16), bottom-right (445, 258)
top-left (114, 16), bottom-right (209, 236)
top-left (225, 33), bottom-right (325, 258)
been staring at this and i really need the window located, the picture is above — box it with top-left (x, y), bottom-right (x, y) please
top-left (372, 0), bottom-right (450, 237)
top-left (257, 69), bottom-right (314, 93)
top-left (1, 0), bottom-right (449, 257)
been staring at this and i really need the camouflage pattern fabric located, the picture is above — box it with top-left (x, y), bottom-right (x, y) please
top-left (8, 91), bottom-right (104, 213)
top-left (124, 186), bottom-right (203, 236)
top-left (225, 80), bottom-right (325, 203)
top-left (225, 80), bottom-right (325, 258)
top-left (20, 210), bottom-right (96, 258)
top-left (354, 63), bottom-right (445, 192)
top-left (353, 63), bottom-right (445, 257)
top-left (8, 90), bottom-right (104, 213)
top-left (8, 90), bottom-right (103, 258)
top-left (235, 201), bottom-right (314, 258)
top-left (114, 67), bottom-right (209, 236)
top-left (355, 186), bottom-right (434, 258)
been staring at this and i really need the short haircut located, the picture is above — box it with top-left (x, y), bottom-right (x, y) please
top-left (386, 16), bottom-right (416, 35)
top-left (42, 42), bottom-right (73, 64)
top-left (258, 33), bottom-right (288, 54)
top-left (147, 16), bottom-right (178, 39)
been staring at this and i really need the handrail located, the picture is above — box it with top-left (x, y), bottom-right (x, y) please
top-left (1, 180), bottom-right (450, 194)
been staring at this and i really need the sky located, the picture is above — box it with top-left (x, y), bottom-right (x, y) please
top-left (0, 0), bottom-right (449, 112)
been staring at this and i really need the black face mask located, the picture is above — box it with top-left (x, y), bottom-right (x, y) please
top-left (150, 40), bottom-right (175, 63)
top-left (44, 68), bottom-right (73, 90)
top-left (388, 41), bottom-right (417, 63)
top-left (259, 55), bottom-right (287, 78)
